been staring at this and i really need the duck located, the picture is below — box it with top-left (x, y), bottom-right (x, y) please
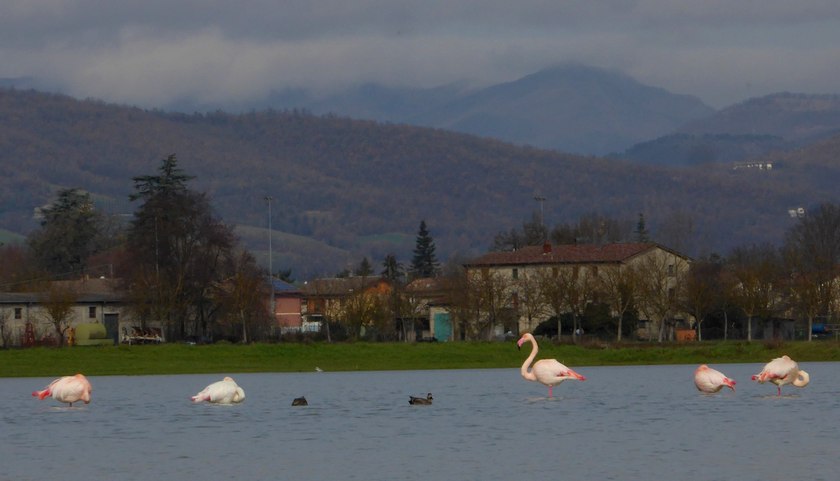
top-left (409, 393), bottom-right (433, 405)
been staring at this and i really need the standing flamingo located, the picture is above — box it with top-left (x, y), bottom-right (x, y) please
top-left (751, 355), bottom-right (810, 396)
top-left (191, 376), bottom-right (246, 404)
top-left (32, 373), bottom-right (93, 406)
top-left (517, 333), bottom-right (585, 397)
top-left (694, 364), bottom-right (736, 393)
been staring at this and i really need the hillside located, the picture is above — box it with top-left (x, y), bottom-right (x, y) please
top-left (615, 93), bottom-right (840, 166)
top-left (2, 88), bottom-right (840, 278)
top-left (168, 64), bottom-right (715, 157)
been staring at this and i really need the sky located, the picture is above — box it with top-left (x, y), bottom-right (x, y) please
top-left (3, 0), bottom-right (840, 110)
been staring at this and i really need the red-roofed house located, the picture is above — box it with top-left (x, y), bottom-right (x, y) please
top-left (463, 242), bottom-right (691, 339)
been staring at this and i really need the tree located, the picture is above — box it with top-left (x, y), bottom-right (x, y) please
top-left (40, 282), bottom-right (78, 347)
top-left (513, 271), bottom-right (548, 334)
top-left (218, 251), bottom-right (270, 343)
top-left (27, 188), bottom-right (103, 277)
top-left (410, 220), bottom-right (439, 279)
top-left (471, 269), bottom-right (514, 340)
top-left (680, 258), bottom-right (720, 341)
top-left (636, 252), bottom-right (685, 342)
top-left (381, 254), bottom-right (404, 282)
top-left (597, 263), bottom-right (639, 341)
top-left (355, 257), bottom-right (373, 277)
top-left (493, 212), bottom-right (548, 251)
top-left (635, 213), bottom-right (650, 243)
top-left (728, 244), bottom-right (783, 341)
top-left (783, 202), bottom-right (840, 339)
top-left (124, 154), bottom-right (236, 341)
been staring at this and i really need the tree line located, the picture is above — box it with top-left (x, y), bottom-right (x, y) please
top-left (3, 153), bottom-right (840, 345)
top-left (0, 155), bottom-right (442, 345)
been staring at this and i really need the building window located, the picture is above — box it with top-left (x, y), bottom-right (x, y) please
top-left (512, 268), bottom-right (519, 279)
top-left (14, 307), bottom-right (22, 319)
top-left (89, 306), bottom-right (97, 318)
top-left (668, 264), bottom-right (675, 276)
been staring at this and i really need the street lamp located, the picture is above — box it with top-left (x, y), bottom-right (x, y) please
top-left (534, 195), bottom-right (546, 241)
top-left (265, 196), bottom-right (275, 324)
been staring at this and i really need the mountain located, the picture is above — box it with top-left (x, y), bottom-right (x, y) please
top-left (167, 64), bottom-right (714, 157)
top-left (405, 65), bottom-right (714, 156)
top-left (616, 93), bottom-right (840, 166)
top-left (2, 88), bottom-right (840, 278)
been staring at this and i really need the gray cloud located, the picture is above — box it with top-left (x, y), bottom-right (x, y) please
top-left (2, 0), bottom-right (839, 108)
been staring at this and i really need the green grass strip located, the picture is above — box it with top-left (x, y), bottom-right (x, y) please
top-left (2, 340), bottom-right (839, 377)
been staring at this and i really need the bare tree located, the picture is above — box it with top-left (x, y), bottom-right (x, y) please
top-left (514, 271), bottom-right (548, 334)
top-left (0, 308), bottom-right (12, 348)
top-left (728, 244), bottom-right (783, 341)
top-left (636, 253), bottom-right (686, 342)
top-left (40, 282), bottom-right (78, 347)
top-left (471, 270), bottom-right (513, 340)
top-left (597, 263), bottom-right (639, 341)
top-left (680, 259), bottom-right (720, 341)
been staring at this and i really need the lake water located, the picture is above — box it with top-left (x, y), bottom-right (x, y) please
top-left (3, 362), bottom-right (839, 481)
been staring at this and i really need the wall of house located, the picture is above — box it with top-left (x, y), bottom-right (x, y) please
top-left (0, 303), bottom-right (138, 347)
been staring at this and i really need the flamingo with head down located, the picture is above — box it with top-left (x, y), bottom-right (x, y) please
top-left (751, 355), bottom-right (809, 396)
top-left (32, 374), bottom-right (93, 407)
top-left (191, 376), bottom-right (246, 404)
top-left (517, 333), bottom-right (585, 397)
top-left (694, 364), bottom-right (736, 393)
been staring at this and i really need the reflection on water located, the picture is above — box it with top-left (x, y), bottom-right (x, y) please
top-left (3, 362), bottom-right (840, 481)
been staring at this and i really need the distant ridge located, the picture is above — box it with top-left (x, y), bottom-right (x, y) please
top-left (167, 64), bottom-right (715, 156)
top-left (3, 88), bottom-right (840, 277)
top-left (616, 93), bottom-right (840, 166)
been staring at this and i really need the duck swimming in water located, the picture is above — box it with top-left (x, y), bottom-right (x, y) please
top-left (409, 393), bottom-right (433, 405)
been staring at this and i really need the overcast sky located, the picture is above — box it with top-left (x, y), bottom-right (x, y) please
top-left (3, 0), bottom-right (839, 109)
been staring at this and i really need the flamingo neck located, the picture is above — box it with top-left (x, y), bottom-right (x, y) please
top-left (520, 338), bottom-right (538, 381)
top-left (793, 370), bottom-right (810, 387)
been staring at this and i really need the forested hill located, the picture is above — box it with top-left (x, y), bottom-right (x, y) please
top-left (2, 88), bottom-right (840, 278)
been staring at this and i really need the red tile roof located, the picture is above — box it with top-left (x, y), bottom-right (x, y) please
top-left (464, 243), bottom-right (662, 267)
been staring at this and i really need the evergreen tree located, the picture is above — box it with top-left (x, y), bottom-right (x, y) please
top-left (411, 220), bottom-right (439, 278)
top-left (381, 254), bottom-right (404, 282)
top-left (125, 154), bottom-right (236, 341)
top-left (635, 213), bottom-right (650, 242)
top-left (355, 257), bottom-right (373, 277)
top-left (27, 188), bottom-right (103, 277)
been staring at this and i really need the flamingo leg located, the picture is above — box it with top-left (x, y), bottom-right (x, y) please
top-left (548, 385), bottom-right (553, 398)
top-left (777, 386), bottom-right (782, 397)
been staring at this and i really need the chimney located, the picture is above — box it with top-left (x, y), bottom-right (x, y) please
top-left (542, 241), bottom-right (552, 254)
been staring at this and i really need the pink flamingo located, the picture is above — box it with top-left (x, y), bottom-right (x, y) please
top-left (32, 373), bottom-right (93, 406)
top-left (517, 333), bottom-right (586, 397)
top-left (694, 364), bottom-right (736, 393)
top-left (751, 355), bottom-right (810, 396)
top-left (191, 376), bottom-right (246, 404)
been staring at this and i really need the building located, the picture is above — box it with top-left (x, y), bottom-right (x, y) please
top-left (300, 276), bottom-right (392, 337)
top-left (404, 277), bottom-right (452, 341)
top-left (269, 278), bottom-right (305, 333)
top-left (0, 278), bottom-right (141, 347)
top-left (463, 242), bottom-right (691, 340)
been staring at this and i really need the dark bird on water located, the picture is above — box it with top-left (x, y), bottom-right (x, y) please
top-left (409, 393), bottom-right (433, 405)
top-left (292, 396), bottom-right (308, 406)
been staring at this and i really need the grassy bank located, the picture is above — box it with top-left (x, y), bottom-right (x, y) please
top-left (2, 340), bottom-right (839, 378)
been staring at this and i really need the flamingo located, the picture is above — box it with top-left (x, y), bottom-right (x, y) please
top-left (32, 373), bottom-right (93, 407)
top-left (517, 332), bottom-right (586, 397)
top-left (694, 364), bottom-right (736, 393)
top-left (751, 355), bottom-right (810, 396)
top-left (409, 393), bottom-right (433, 405)
top-left (191, 376), bottom-right (246, 404)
